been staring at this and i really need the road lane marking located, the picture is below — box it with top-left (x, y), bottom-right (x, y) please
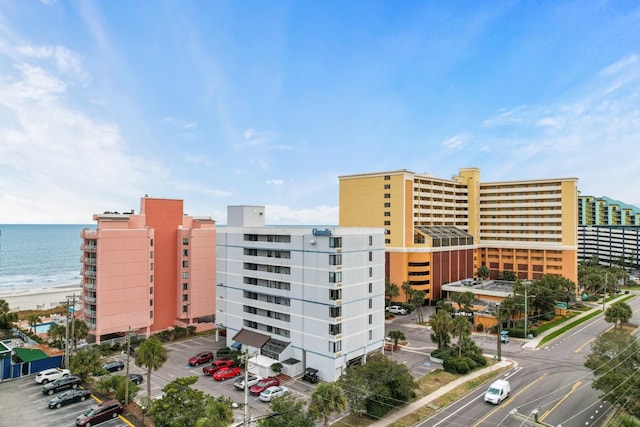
top-left (575, 338), bottom-right (595, 353)
top-left (539, 381), bottom-right (582, 422)
top-left (472, 372), bottom-right (548, 427)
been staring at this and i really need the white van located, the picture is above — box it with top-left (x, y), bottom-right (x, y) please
top-left (484, 379), bottom-right (510, 404)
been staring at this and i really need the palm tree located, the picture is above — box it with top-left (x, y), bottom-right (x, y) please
top-left (429, 308), bottom-right (452, 350)
top-left (384, 279), bottom-right (400, 307)
top-left (134, 336), bottom-right (167, 400)
top-left (309, 382), bottom-right (348, 427)
top-left (0, 299), bottom-right (9, 314)
top-left (410, 289), bottom-right (426, 323)
top-left (27, 314), bottom-right (41, 334)
top-left (0, 299), bottom-right (16, 330)
top-left (605, 301), bottom-right (633, 329)
top-left (71, 319), bottom-right (89, 351)
top-left (401, 281), bottom-right (412, 303)
top-left (388, 330), bottom-right (406, 350)
top-left (47, 323), bottom-right (65, 345)
top-left (450, 316), bottom-right (472, 357)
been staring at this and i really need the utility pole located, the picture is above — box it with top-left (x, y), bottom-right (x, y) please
top-left (243, 349), bottom-right (250, 426)
top-left (496, 303), bottom-right (502, 362)
top-left (602, 272), bottom-right (608, 312)
top-left (60, 293), bottom-right (77, 368)
top-left (125, 325), bottom-right (131, 406)
top-left (70, 294), bottom-right (77, 352)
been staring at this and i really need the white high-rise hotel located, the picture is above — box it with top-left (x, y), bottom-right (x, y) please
top-left (216, 206), bottom-right (386, 382)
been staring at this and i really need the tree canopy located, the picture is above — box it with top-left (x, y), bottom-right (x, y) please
top-left (258, 393), bottom-right (314, 427)
top-left (337, 353), bottom-right (417, 419)
top-left (69, 348), bottom-right (102, 380)
top-left (135, 336), bottom-right (167, 400)
top-left (604, 301), bottom-right (633, 329)
top-left (429, 308), bottom-right (452, 350)
top-left (150, 376), bottom-right (233, 427)
top-left (308, 382), bottom-right (348, 427)
top-left (584, 330), bottom-right (640, 418)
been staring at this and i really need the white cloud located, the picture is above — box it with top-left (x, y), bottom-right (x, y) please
top-left (266, 179), bottom-right (284, 186)
top-left (241, 128), bottom-right (279, 146)
top-left (0, 43), bottom-right (160, 223)
top-left (442, 133), bottom-right (468, 149)
top-left (16, 44), bottom-right (89, 84)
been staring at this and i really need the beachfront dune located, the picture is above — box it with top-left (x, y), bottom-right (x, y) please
top-left (0, 284), bottom-right (81, 312)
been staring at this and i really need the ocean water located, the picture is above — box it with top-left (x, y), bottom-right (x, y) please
top-left (0, 224), bottom-right (92, 291)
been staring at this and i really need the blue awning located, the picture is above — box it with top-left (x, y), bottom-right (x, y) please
top-left (231, 341), bottom-right (242, 349)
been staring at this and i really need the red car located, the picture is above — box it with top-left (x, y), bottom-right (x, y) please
top-left (213, 367), bottom-right (242, 381)
top-left (202, 359), bottom-right (234, 375)
top-left (189, 351), bottom-right (214, 366)
top-left (249, 377), bottom-right (280, 396)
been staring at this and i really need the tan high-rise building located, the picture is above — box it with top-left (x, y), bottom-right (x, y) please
top-left (339, 168), bottom-right (578, 302)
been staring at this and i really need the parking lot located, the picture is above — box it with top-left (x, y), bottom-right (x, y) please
top-left (0, 375), bottom-right (130, 427)
top-left (0, 333), bottom-right (317, 426)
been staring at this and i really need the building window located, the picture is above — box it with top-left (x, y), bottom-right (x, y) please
top-left (384, 175), bottom-right (390, 180)
top-left (369, 314), bottom-right (372, 324)
top-left (384, 184), bottom-right (390, 189)
top-left (369, 282), bottom-right (373, 293)
top-left (329, 254), bottom-right (342, 265)
top-left (150, 251), bottom-right (153, 259)
top-left (385, 239), bottom-right (391, 244)
top-left (150, 287), bottom-right (153, 294)
top-left (182, 294), bottom-right (188, 302)
top-left (182, 272), bottom-right (189, 279)
top-left (329, 340), bottom-right (342, 353)
top-left (183, 249), bottom-right (189, 256)
top-left (369, 330), bottom-right (373, 340)
top-left (150, 275), bottom-right (153, 283)
top-left (384, 212), bottom-right (390, 217)
top-left (384, 193), bottom-right (390, 199)
top-left (150, 239), bottom-right (153, 247)
top-left (369, 251), bottom-right (373, 262)
top-left (369, 267), bottom-right (373, 277)
top-left (329, 271), bottom-right (342, 283)
top-left (329, 307), bottom-right (342, 318)
top-left (329, 237), bottom-right (342, 248)
top-left (150, 263), bottom-right (154, 271)
top-left (182, 260), bottom-right (189, 268)
top-left (149, 299), bottom-right (153, 306)
top-left (183, 238), bottom-right (189, 245)
top-left (384, 221), bottom-right (391, 226)
top-left (369, 235), bottom-right (373, 246)
top-left (182, 305), bottom-right (188, 313)
top-left (369, 299), bottom-right (372, 309)
top-left (329, 323), bottom-right (342, 335)
top-left (384, 202), bottom-right (391, 208)
top-left (329, 289), bottom-right (342, 300)
top-left (150, 310), bottom-right (153, 318)
top-left (182, 283), bottom-right (188, 290)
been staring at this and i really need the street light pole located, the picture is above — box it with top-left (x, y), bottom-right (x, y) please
top-left (496, 303), bottom-right (502, 362)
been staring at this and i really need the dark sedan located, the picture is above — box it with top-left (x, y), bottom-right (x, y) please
top-left (42, 375), bottom-right (82, 395)
top-left (102, 361), bottom-right (125, 372)
top-left (48, 388), bottom-right (91, 409)
top-left (128, 373), bottom-right (143, 385)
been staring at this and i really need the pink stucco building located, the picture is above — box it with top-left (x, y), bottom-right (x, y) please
top-left (80, 196), bottom-right (216, 343)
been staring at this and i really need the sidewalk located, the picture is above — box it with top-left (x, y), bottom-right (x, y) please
top-left (367, 358), bottom-right (515, 427)
top-left (522, 292), bottom-right (633, 350)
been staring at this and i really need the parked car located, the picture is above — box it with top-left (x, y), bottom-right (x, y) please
top-left (249, 377), bottom-right (280, 396)
top-left (259, 385), bottom-right (289, 402)
top-left (102, 360), bottom-right (125, 372)
top-left (42, 375), bottom-right (82, 395)
top-left (213, 367), bottom-right (242, 381)
top-left (128, 373), bottom-right (143, 385)
top-left (202, 359), bottom-right (234, 376)
top-left (302, 367), bottom-right (319, 383)
top-left (234, 374), bottom-right (262, 390)
top-left (76, 399), bottom-right (123, 426)
top-left (188, 351), bottom-right (214, 366)
top-left (386, 305), bottom-right (408, 315)
top-left (48, 389), bottom-right (91, 409)
top-left (35, 367), bottom-right (70, 384)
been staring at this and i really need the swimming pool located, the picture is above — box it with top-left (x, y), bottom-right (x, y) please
top-left (35, 321), bottom-right (55, 334)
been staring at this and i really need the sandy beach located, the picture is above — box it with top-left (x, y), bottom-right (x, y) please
top-left (0, 284), bottom-right (82, 312)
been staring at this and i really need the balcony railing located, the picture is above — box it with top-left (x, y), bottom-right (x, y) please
top-left (84, 309), bottom-right (97, 318)
top-left (84, 271), bottom-right (96, 278)
top-left (84, 258), bottom-right (97, 265)
top-left (84, 296), bottom-right (96, 304)
top-left (84, 245), bottom-right (97, 252)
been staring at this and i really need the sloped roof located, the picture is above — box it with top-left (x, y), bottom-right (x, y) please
top-left (231, 328), bottom-right (271, 348)
top-left (13, 347), bottom-right (50, 363)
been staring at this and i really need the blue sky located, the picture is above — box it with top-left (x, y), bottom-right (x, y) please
top-left (1, 1), bottom-right (640, 224)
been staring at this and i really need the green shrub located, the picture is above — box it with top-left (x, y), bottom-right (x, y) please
top-left (443, 356), bottom-right (471, 374)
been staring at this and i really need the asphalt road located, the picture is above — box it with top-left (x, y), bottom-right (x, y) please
top-left (390, 294), bottom-right (640, 427)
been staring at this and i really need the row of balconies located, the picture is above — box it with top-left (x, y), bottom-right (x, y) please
top-left (479, 183), bottom-right (562, 194)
